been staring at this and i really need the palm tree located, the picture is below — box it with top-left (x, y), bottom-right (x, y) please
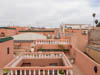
top-left (93, 13), bottom-right (96, 18)
top-left (92, 13), bottom-right (96, 29)
top-left (95, 19), bottom-right (98, 25)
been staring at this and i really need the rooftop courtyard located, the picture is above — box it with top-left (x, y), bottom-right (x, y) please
top-left (4, 52), bottom-right (73, 75)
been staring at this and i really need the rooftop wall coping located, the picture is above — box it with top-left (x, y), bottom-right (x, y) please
top-left (0, 27), bottom-right (16, 30)
top-left (4, 66), bottom-right (72, 70)
top-left (38, 49), bottom-right (70, 52)
top-left (19, 30), bottom-right (54, 32)
top-left (0, 37), bottom-right (13, 43)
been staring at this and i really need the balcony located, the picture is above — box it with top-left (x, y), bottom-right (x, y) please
top-left (4, 52), bottom-right (73, 75)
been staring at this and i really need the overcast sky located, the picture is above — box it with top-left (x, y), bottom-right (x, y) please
top-left (0, 0), bottom-right (100, 27)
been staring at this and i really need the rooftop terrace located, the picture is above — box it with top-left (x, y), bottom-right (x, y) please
top-left (4, 52), bottom-right (73, 75)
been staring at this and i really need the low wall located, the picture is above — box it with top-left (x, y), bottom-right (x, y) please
top-left (16, 59), bottom-right (63, 67)
top-left (72, 47), bottom-right (100, 75)
top-left (86, 48), bottom-right (100, 64)
top-left (34, 44), bottom-right (71, 52)
top-left (89, 30), bottom-right (100, 41)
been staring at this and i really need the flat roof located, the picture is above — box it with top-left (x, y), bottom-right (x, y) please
top-left (13, 33), bottom-right (47, 41)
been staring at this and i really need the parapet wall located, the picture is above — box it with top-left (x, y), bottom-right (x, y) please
top-left (89, 30), bottom-right (100, 41)
top-left (72, 47), bottom-right (100, 75)
top-left (71, 32), bottom-right (88, 51)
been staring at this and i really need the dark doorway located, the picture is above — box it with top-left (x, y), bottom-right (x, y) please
top-left (21, 63), bottom-right (31, 67)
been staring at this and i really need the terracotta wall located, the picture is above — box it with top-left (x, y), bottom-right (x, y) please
top-left (0, 40), bottom-right (14, 68)
top-left (64, 29), bottom-right (82, 33)
top-left (86, 48), bottom-right (100, 64)
top-left (70, 29), bottom-right (100, 75)
top-left (16, 59), bottom-right (63, 67)
top-left (89, 30), bottom-right (100, 41)
top-left (14, 42), bottom-right (33, 50)
top-left (20, 42), bottom-right (32, 49)
top-left (71, 31), bottom-right (88, 51)
top-left (71, 47), bottom-right (100, 75)
top-left (8, 26), bottom-right (28, 34)
top-left (0, 29), bottom-right (16, 37)
top-left (34, 44), bottom-right (71, 52)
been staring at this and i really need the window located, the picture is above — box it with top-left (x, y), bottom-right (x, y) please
top-left (7, 47), bottom-right (10, 54)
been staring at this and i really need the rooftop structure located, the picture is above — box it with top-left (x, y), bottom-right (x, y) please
top-left (0, 37), bottom-right (14, 68)
top-left (13, 33), bottom-right (47, 41)
top-left (0, 28), bottom-right (17, 37)
top-left (61, 24), bottom-right (89, 29)
top-left (60, 24), bottom-right (89, 33)
top-left (4, 52), bottom-right (73, 75)
top-left (18, 29), bottom-right (56, 39)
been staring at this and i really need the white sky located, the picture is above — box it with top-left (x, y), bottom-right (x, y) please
top-left (0, 0), bottom-right (100, 28)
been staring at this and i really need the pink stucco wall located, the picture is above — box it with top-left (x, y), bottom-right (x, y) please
top-left (0, 40), bottom-right (14, 68)
top-left (70, 29), bottom-right (100, 75)
top-left (34, 44), bottom-right (71, 52)
top-left (0, 29), bottom-right (16, 37)
top-left (71, 47), bottom-right (100, 75)
top-left (14, 42), bottom-right (33, 51)
top-left (71, 31), bottom-right (88, 51)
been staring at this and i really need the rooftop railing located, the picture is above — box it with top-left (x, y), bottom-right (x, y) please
top-left (4, 52), bottom-right (73, 75)
top-left (36, 39), bottom-right (70, 45)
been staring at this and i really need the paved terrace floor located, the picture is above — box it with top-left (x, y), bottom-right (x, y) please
top-left (73, 64), bottom-right (83, 75)
top-left (65, 53), bottom-right (83, 75)
top-left (0, 68), bottom-right (3, 75)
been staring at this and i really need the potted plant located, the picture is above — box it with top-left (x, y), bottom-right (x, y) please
top-left (59, 70), bottom-right (65, 75)
top-left (3, 69), bottom-right (10, 75)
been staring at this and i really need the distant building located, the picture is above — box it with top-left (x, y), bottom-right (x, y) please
top-left (0, 27), bottom-right (16, 37)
